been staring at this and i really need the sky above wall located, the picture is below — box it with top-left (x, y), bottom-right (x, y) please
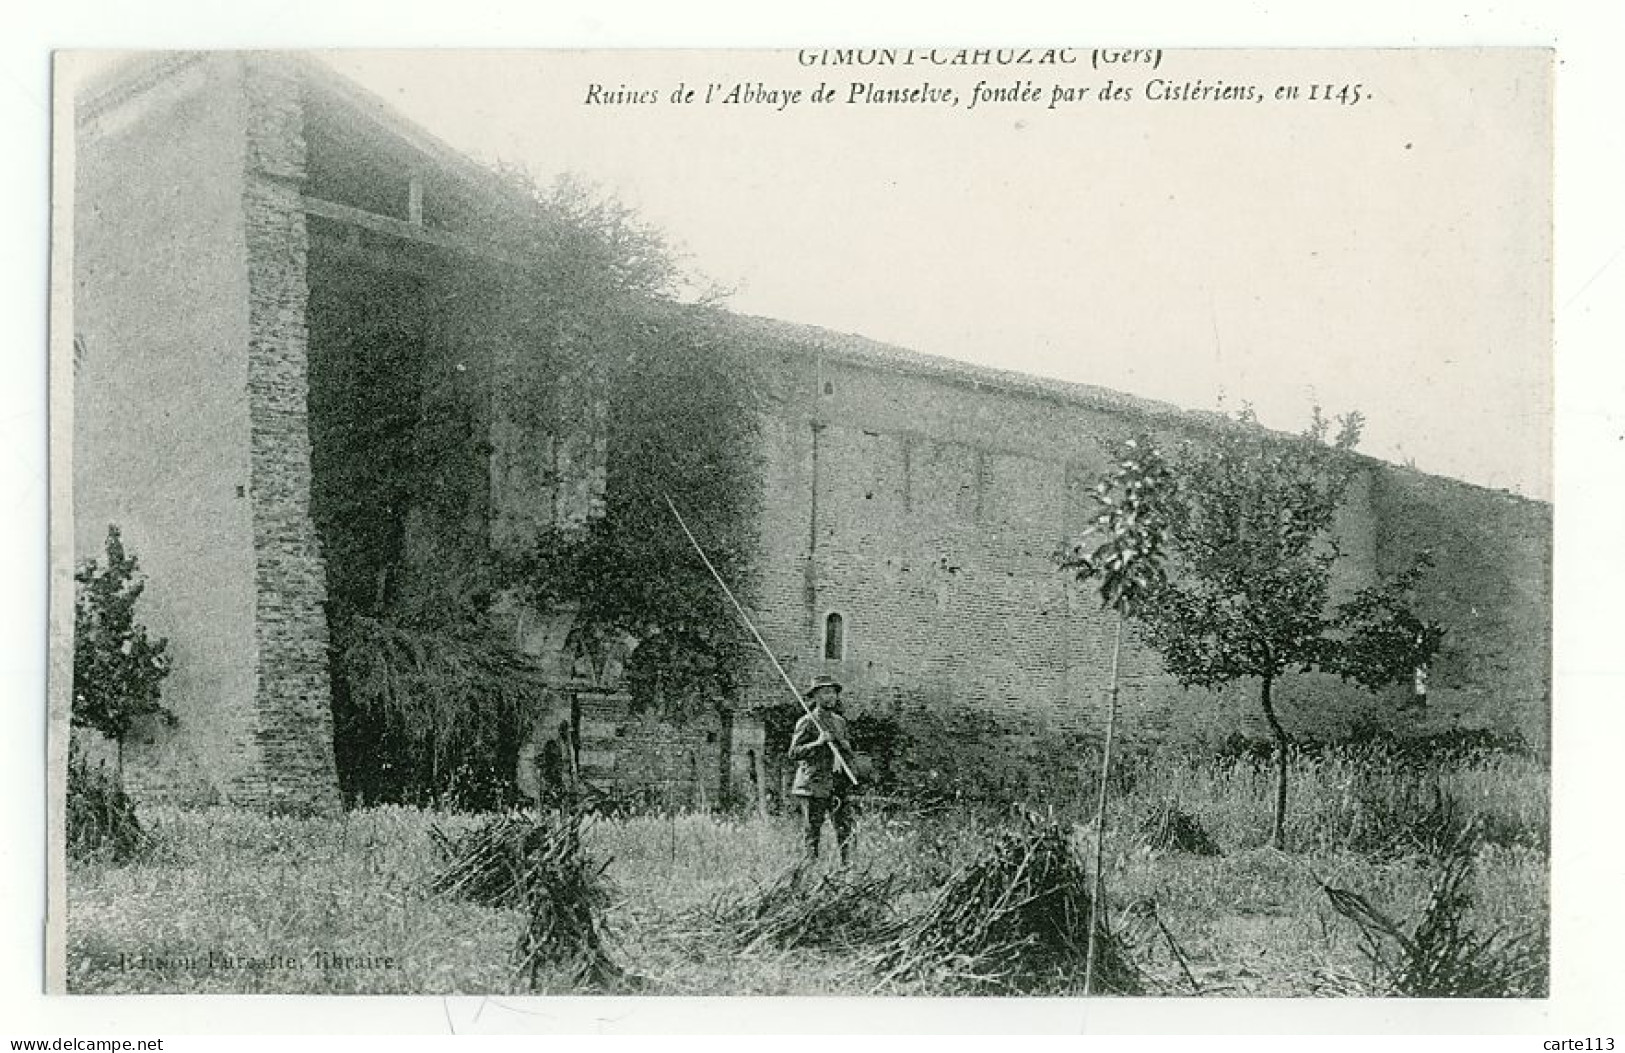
top-left (320, 49), bottom-right (1551, 499)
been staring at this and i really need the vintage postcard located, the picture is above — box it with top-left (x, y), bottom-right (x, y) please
top-left (50, 48), bottom-right (1555, 1019)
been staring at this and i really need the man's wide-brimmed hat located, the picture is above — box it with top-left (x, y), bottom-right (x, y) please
top-left (805, 674), bottom-right (843, 696)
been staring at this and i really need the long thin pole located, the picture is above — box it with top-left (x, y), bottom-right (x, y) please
top-left (1083, 612), bottom-right (1125, 997)
top-left (665, 496), bottom-right (857, 785)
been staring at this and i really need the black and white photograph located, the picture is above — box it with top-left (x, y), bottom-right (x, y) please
top-left (46, 43), bottom-right (1571, 1017)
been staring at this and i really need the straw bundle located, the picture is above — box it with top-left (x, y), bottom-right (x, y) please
top-left (1140, 800), bottom-right (1222, 856)
top-left (430, 812), bottom-right (548, 907)
top-left (871, 819), bottom-right (1142, 994)
top-left (431, 810), bottom-right (624, 990)
top-left (713, 864), bottom-right (903, 952)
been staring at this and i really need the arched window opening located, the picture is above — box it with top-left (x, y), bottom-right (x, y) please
top-left (823, 612), bottom-right (845, 660)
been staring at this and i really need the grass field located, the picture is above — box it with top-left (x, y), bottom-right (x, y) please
top-left (65, 746), bottom-right (1549, 996)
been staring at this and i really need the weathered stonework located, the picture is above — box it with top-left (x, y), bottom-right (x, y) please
top-left (573, 694), bottom-right (765, 811)
top-left (75, 55), bottom-right (1550, 816)
top-left (741, 326), bottom-right (1551, 770)
top-left (239, 58), bottom-right (340, 813)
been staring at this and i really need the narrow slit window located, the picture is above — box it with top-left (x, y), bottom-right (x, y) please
top-left (823, 612), bottom-right (845, 660)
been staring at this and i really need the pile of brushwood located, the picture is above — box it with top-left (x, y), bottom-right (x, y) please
top-left (712, 863), bottom-right (904, 952)
top-left (1319, 819), bottom-right (1548, 997)
top-left (431, 809), bottom-right (624, 990)
top-left (67, 752), bottom-right (152, 864)
top-left (869, 818), bottom-right (1143, 994)
top-left (1139, 800), bottom-right (1222, 856)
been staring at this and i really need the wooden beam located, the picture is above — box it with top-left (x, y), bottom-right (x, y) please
top-left (308, 227), bottom-right (433, 279)
top-left (301, 193), bottom-right (518, 264)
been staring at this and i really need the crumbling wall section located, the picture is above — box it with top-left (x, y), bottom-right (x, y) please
top-left (572, 694), bottom-right (764, 811)
top-left (239, 57), bottom-right (341, 812)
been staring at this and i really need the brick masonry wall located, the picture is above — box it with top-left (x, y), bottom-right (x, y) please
top-left (743, 342), bottom-right (1552, 772)
top-left (574, 694), bottom-right (765, 811)
top-left (239, 57), bottom-right (341, 813)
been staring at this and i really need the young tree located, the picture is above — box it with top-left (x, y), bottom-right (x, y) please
top-left (73, 526), bottom-right (173, 772)
top-left (1128, 410), bottom-right (1443, 850)
top-left (1058, 436), bottom-right (1176, 995)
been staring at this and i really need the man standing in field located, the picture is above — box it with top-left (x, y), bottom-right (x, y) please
top-left (787, 674), bottom-right (856, 864)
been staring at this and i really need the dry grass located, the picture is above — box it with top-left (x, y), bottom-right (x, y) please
top-left (66, 806), bottom-right (519, 994)
top-left (1316, 822), bottom-right (1548, 997)
top-left (65, 749), bottom-right (1549, 996)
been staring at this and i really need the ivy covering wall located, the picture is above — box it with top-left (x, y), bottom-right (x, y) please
top-left (515, 302), bottom-right (764, 718)
top-left (304, 176), bottom-right (764, 807)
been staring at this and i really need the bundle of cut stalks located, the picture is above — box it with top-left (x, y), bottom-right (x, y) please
top-left (67, 753), bottom-right (153, 864)
top-left (431, 810), bottom-right (624, 990)
top-left (430, 812), bottom-right (549, 907)
top-left (712, 864), bottom-right (904, 952)
top-left (1140, 800), bottom-right (1222, 856)
top-left (871, 819), bottom-right (1142, 995)
top-left (510, 811), bottom-right (623, 990)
